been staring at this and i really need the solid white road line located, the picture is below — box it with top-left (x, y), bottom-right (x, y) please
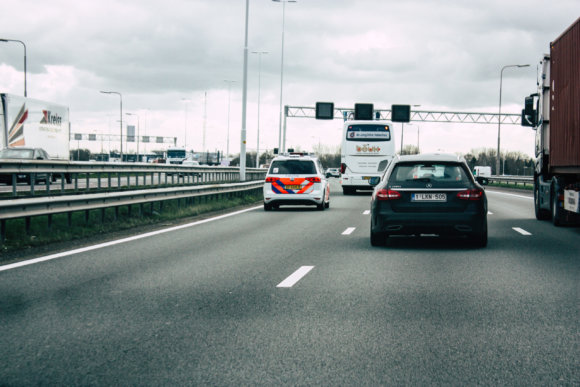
top-left (0, 205), bottom-right (263, 273)
top-left (277, 266), bottom-right (314, 288)
top-left (342, 227), bottom-right (356, 235)
top-left (513, 227), bottom-right (532, 236)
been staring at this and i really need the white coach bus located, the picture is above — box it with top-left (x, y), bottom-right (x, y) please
top-left (340, 120), bottom-right (396, 194)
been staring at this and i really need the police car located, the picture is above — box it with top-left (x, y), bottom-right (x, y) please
top-left (263, 153), bottom-right (330, 211)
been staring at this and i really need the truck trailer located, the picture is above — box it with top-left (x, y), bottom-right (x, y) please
top-left (522, 17), bottom-right (580, 226)
top-left (0, 93), bottom-right (70, 160)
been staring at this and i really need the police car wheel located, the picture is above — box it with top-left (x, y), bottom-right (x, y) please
top-left (264, 203), bottom-right (272, 211)
top-left (325, 201), bottom-right (330, 209)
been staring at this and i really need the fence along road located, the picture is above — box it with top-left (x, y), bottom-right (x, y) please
top-left (0, 161), bottom-right (267, 244)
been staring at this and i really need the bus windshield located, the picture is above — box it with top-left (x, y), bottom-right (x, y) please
top-left (346, 124), bottom-right (391, 142)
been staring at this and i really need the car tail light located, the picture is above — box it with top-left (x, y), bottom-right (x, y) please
top-left (340, 163), bottom-right (346, 174)
top-left (306, 177), bottom-right (321, 183)
top-left (265, 177), bottom-right (277, 183)
top-left (376, 189), bottom-right (401, 200)
top-left (457, 188), bottom-right (484, 200)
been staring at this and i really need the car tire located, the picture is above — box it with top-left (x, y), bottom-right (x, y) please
top-left (343, 187), bottom-right (354, 195)
top-left (471, 230), bottom-right (487, 248)
top-left (325, 200), bottom-right (330, 209)
top-left (370, 228), bottom-right (387, 247)
top-left (264, 203), bottom-right (272, 211)
top-left (470, 221), bottom-right (488, 248)
top-left (534, 179), bottom-right (550, 220)
top-left (551, 187), bottom-right (563, 227)
top-left (317, 201), bottom-right (325, 211)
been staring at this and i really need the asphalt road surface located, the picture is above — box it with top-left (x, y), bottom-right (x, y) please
top-left (1, 181), bottom-right (578, 385)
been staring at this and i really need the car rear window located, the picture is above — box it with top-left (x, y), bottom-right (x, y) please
top-left (269, 160), bottom-right (317, 175)
top-left (388, 162), bottom-right (471, 188)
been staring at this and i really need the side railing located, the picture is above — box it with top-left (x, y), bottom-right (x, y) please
top-left (0, 181), bottom-right (264, 244)
top-left (0, 160), bottom-right (267, 197)
top-left (0, 161), bottom-right (268, 245)
top-left (488, 175), bottom-right (533, 187)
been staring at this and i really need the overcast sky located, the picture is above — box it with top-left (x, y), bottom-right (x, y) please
top-left (1, 0), bottom-right (578, 158)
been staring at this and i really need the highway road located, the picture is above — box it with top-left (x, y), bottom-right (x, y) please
top-left (1, 181), bottom-right (578, 385)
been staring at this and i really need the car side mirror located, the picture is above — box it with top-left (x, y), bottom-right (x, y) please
top-left (369, 177), bottom-right (381, 186)
top-left (476, 176), bottom-right (489, 185)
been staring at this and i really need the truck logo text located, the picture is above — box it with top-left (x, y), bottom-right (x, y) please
top-left (41, 110), bottom-right (63, 126)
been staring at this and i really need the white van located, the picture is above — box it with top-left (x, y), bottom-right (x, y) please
top-left (473, 166), bottom-right (492, 177)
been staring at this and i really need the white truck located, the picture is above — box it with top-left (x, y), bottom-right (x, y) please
top-left (0, 93), bottom-right (70, 160)
top-left (165, 148), bottom-right (189, 165)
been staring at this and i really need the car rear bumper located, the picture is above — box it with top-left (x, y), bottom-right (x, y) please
top-left (341, 174), bottom-right (379, 189)
top-left (263, 189), bottom-right (325, 206)
top-left (372, 210), bottom-right (486, 236)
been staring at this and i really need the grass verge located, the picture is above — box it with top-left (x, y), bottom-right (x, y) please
top-left (0, 192), bottom-right (262, 258)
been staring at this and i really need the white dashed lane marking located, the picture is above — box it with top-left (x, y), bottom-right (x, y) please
top-left (342, 227), bottom-right (356, 235)
top-left (363, 210), bottom-right (370, 215)
top-left (277, 266), bottom-right (314, 288)
top-left (513, 227), bottom-right (532, 236)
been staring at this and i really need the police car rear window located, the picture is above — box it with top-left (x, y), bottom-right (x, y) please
top-left (269, 160), bottom-right (317, 175)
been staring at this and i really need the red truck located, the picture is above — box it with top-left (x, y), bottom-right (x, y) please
top-left (522, 17), bottom-right (580, 226)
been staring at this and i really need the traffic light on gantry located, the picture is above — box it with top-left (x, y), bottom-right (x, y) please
top-left (315, 102), bottom-right (334, 120)
top-left (391, 105), bottom-right (411, 122)
top-left (354, 103), bottom-right (374, 120)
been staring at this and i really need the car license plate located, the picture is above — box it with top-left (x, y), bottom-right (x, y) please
top-left (412, 193), bottom-right (447, 202)
top-left (285, 185), bottom-right (302, 190)
top-left (362, 176), bottom-right (372, 180)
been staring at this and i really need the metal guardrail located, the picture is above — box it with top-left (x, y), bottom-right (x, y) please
top-left (488, 175), bottom-right (533, 187)
top-left (0, 180), bottom-right (264, 243)
top-left (0, 160), bottom-right (267, 197)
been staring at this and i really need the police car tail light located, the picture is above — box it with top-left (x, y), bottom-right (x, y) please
top-left (265, 177), bottom-right (277, 183)
top-left (340, 163), bottom-right (346, 174)
top-left (376, 189), bottom-right (401, 200)
top-left (306, 177), bottom-right (321, 183)
top-left (457, 188), bottom-right (483, 201)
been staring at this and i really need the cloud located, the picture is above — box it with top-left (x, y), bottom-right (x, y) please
top-left (1, 0), bottom-right (578, 156)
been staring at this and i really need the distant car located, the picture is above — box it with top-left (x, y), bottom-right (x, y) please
top-left (369, 153), bottom-right (488, 247)
top-left (0, 147), bottom-right (52, 185)
top-left (325, 168), bottom-right (340, 178)
top-left (179, 159), bottom-right (200, 177)
top-left (182, 159), bottom-right (200, 167)
top-left (263, 153), bottom-right (330, 211)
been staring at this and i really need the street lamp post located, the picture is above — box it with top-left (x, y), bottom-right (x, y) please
top-left (497, 64), bottom-right (530, 175)
top-left (272, 0), bottom-right (297, 153)
top-left (252, 51), bottom-right (268, 168)
top-left (240, 0), bottom-right (250, 181)
top-left (100, 91), bottom-right (123, 161)
top-left (224, 80), bottom-right (236, 160)
top-left (181, 98), bottom-right (191, 149)
top-left (0, 38), bottom-right (27, 97)
top-left (126, 113), bottom-right (140, 161)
